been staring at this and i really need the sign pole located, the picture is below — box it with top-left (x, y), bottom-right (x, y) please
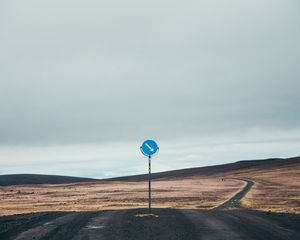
top-left (140, 139), bottom-right (158, 214)
top-left (148, 155), bottom-right (151, 213)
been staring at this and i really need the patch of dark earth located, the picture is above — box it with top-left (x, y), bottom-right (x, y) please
top-left (103, 208), bottom-right (198, 240)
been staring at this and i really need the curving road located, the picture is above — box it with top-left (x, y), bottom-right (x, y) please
top-left (215, 179), bottom-right (254, 210)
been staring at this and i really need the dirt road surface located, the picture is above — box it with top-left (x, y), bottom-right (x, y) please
top-left (1, 208), bottom-right (299, 240)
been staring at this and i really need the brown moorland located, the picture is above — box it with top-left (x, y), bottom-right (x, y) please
top-left (0, 156), bottom-right (299, 216)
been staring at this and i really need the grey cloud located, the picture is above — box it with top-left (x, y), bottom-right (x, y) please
top-left (0, 0), bottom-right (299, 146)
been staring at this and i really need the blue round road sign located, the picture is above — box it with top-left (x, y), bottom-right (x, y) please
top-left (141, 140), bottom-right (159, 157)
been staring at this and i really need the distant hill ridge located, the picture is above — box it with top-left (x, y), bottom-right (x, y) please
top-left (0, 156), bottom-right (299, 186)
top-left (107, 156), bottom-right (300, 181)
top-left (0, 174), bottom-right (98, 186)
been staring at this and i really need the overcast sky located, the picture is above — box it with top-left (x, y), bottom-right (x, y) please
top-left (0, 0), bottom-right (299, 178)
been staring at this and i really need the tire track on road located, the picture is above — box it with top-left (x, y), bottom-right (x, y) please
top-left (72, 210), bottom-right (116, 240)
top-left (0, 212), bottom-right (66, 240)
top-left (13, 212), bottom-right (99, 240)
top-left (40, 212), bottom-right (98, 240)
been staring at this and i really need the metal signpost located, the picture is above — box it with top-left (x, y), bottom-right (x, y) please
top-left (140, 139), bottom-right (159, 213)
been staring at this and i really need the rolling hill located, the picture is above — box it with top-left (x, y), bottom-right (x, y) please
top-left (0, 174), bottom-right (99, 186)
top-left (107, 156), bottom-right (300, 181)
top-left (1, 156), bottom-right (299, 185)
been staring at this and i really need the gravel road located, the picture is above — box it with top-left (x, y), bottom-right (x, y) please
top-left (1, 208), bottom-right (299, 240)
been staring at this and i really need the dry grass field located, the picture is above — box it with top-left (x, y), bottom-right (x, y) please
top-left (0, 157), bottom-right (299, 216)
top-left (0, 177), bottom-right (244, 216)
top-left (239, 163), bottom-right (300, 213)
top-left (208, 157), bottom-right (300, 213)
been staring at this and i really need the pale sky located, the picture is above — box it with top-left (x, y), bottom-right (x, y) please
top-left (0, 0), bottom-right (299, 178)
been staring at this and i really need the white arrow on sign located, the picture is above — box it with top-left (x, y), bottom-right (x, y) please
top-left (145, 143), bottom-right (154, 152)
